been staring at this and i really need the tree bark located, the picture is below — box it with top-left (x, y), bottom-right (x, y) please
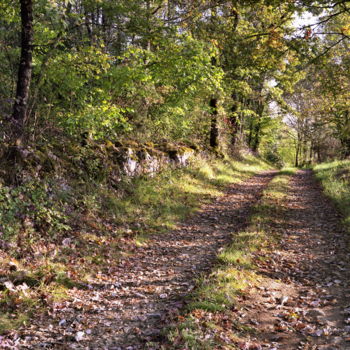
top-left (11, 0), bottom-right (33, 145)
top-left (230, 93), bottom-right (239, 146)
top-left (341, 138), bottom-right (350, 158)
top-left (209, 98), bottom-right (219, 149)
top-left (295, 137), bottom-right (300, 167)
top-left (295, 145), bottom-right (299, 167)
top-left (251, 124), bottom-right (261, 152)
top-left (248, 118), bottom-right (254, 148)
top-left (251, 103), bottom-right (264, 152)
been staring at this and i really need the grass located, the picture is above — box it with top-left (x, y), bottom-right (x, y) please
top-left (0, 314), bottom-right (30, 335)
top-left (314, 160), bottom-right (350, 227)
top-left (164, 168), bottom-right (295, 349)
top-left (101, 154), bottom-right (272, 231)
top-left (0, 152), bottom-right (271, 334)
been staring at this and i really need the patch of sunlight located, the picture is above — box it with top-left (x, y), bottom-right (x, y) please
top-left (134, 234), bottom-right (148, 246)
top-left (164, 167), bottom-right (294, 349)
top-left (0, 314), bottom-right (29, 335)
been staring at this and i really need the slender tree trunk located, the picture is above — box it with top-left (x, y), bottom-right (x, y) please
top-left (341, 138), bottom-right (350, 158)
top-left (295, 138), bottom-right (300, 167)
top-left (251, 103), bottom-right (264, 152)
top-left (248, 118), bottom-right (254, 148)
top-left (145, 0), bottom-right (152, 51)
top-left (252, 121), bottom-right (262, 152)
top-left (11, 0), bottom-right (33, 145)
top-left (167, 0), bottom-right (175, 21)
top-left (230, 93), bottom-right (239, 146)
top-left (302, 138), bottom-right (308, 165)
top-left (247, 100), bottom-right (254, 147)
top-left (295, 147), bottom-right (299, 167)
top-left (317, 146), bottom-right (321, 163)
top-left (209, 98), bottom-right (219, 149)
top-left (309, 141), bottom-right (313, 164)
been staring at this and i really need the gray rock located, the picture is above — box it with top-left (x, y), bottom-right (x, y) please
top-left (306, 309), bottom-right (326, 320)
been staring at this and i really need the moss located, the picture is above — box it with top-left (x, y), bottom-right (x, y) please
top-left (144, 146), bottom-right (163, 157)
top-left (120, 140), bottom-right (140, 149)
top-left (177, 146), bottom-right (195, 156)
top-left (183, 140), bottom-right (201, 152)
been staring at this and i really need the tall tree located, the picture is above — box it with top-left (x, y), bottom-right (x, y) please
top-left (11, 0), bottom-right (33, 145)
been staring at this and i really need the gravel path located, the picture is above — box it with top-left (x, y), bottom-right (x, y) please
top-left (240, 170), bottom-right (350, 350)
top-left (3, 171), bottom-right (276, 349)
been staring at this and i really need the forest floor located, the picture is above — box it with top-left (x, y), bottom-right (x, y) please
top-left (2, 169), bottom-right (350, 349)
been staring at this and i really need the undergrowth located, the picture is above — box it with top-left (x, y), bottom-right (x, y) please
top-left (313, 160), bottom-right (350, 228)
top-left (164, 168), bottom-right (295, 349)
top-left (0, 151), bottom-right (271, 334)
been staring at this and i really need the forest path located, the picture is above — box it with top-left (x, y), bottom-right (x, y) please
top-left (239, 170), bottom-right (350, 350)
top-left (8, 171), bottom-right (277, 349)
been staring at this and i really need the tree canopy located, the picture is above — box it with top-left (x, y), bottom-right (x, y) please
top-left (0, 0), bottom-right (349, 165)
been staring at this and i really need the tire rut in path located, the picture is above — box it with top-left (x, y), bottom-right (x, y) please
top-left (6, 171), bottom-right (277, 350)
top-left (242, 170), bottom-right (350, 350)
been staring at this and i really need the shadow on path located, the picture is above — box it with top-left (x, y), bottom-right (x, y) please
top-left (8, 171), bottom-right (277, 350)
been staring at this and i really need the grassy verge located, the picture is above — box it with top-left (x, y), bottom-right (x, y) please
top-left (0, 153), bottom-right (271, 334)
top-left (313, 160), bottom-right (350, 228)
top-left (164, 168), bottom-right (295, 350)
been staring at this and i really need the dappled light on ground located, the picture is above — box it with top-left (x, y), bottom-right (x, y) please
top-left (1, 172), bottom-right (276, 349)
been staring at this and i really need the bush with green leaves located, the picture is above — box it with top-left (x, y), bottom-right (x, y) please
top-left (0, 181), bottom-right (70, 240)
top-left (33, 34), bottom-right (224, 144)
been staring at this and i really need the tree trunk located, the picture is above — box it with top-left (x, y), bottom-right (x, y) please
top-left (341, 138), bottom-right (350, 158)
top-left (252, 121), bottom-right (262, 152)
top-left (230, 93), bottom-right (239, 146)
top-left (251, 103), bottom-right (264, 152)
top-left (11, 0), bottom-right (33, 145)
top-left (302, 135), bottom-right (308, 166)
top-left (209, 98), bottom-right (219, 149)
top-left (295, 138), bottom-right (300, 167)
top-left (316, 145), bottom-right (321, 163)
top-left (309, 141), bottom-right (313, 164)
top-left (247, 119), bottom-right (254, 148)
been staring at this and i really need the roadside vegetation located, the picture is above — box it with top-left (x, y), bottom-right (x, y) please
top-left (314, 160), bottom-right (350, 228)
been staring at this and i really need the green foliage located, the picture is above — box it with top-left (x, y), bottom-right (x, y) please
top-left (259, 116), bottom-right (296, 166)
top-left (105, 35), bottom-right (224, 141)
top-left (36, 46), bottom-right (134, 139)
top-left (0, 181), bottom-right (70, 240)
top-left (2, 0), bottom-right (346, 156)
top-left (314, 160), bottom-right (350, 228)
top-left (28, 33), bottom-right (224, 143)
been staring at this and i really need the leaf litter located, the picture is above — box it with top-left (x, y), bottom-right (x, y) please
top-left (1, 171), bottom-right (276, 349)
top-left (235, 170), bottom-right (350, 350)
top-left (3, 169), bottom-right (349, 350)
